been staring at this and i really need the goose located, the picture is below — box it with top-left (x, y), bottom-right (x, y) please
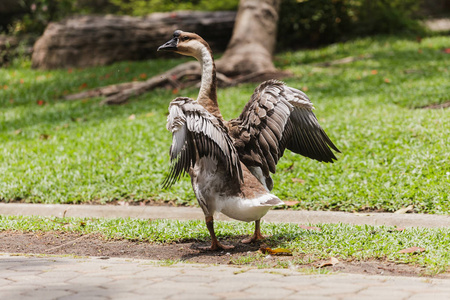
top-left (158, 30), bottom-right (340, 250)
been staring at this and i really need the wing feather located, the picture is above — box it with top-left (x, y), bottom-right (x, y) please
top-left (265, 117), bottom-right (283, 140)
top-left (230, 79), bottom-right (340, 178)
top-left (163, 97), bottom-right (242, 188)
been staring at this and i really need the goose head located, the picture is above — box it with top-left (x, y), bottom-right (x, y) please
top-left (157, 30), bottom-right (210, 60)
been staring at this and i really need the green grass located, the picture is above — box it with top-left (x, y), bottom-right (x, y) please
top-left (1, 34), bottom-right (450, 213)
top-left (1, 215), bottom-right (449, 274)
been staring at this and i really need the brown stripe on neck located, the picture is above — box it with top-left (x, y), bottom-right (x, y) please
top-left (197, 42), bottom-right (223, 121)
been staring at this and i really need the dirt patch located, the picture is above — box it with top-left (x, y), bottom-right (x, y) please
top-left (0, 231), bottom-right (446, 278)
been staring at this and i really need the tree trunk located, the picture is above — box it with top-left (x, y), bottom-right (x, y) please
top-left (216, 0), bottom-right (281, 76)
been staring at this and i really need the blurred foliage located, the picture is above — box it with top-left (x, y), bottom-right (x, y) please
top-left (6, 0), bottom-right (78, 35)
top-left (109, 0), bottom-right (239, 16)
top-left (278, 0), bottom-right (425, 49)
top-left (2, 0), bottom-right (437, 48)
top-left (3, 0), bottom-right (238, 35)
top-left (354, 0), bottom-right (423, 35)
top-left (3, 0), bottom-right (117, 35)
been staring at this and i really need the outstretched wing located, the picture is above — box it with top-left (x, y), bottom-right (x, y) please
top-left (230, 80), bottom-right (340, 177)
top-left (163, 97), bottom-right (243, 188)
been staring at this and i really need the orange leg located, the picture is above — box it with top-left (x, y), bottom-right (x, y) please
top-left (241, 219), bottom-right (265, 244)
top-left (199, 216), bottom-right (234, 251)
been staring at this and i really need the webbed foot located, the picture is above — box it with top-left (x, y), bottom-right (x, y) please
top-left (241, 219), bottom-right (265, 244)
top-left (201, 216), bottom-right (235, 251)
top-left (241, 233), bottom-right (265, 244)
top-left (199, 241), bottom-right (235, 251)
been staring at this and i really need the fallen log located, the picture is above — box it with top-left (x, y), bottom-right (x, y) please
top-left (32, 11), bottom-right (236, 69)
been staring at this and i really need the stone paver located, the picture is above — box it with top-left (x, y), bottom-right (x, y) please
top-left (1, 254), bottom-right (449, 300)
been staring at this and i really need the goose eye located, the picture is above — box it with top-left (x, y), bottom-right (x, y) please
top-left (182, 36), bottom-right (190, 41)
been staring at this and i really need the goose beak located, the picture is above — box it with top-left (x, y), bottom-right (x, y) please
top-left (157, 37), bottom-right (178, 52)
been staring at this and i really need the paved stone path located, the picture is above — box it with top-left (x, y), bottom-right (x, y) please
top-left (1, 254), bottom-right (450, 300)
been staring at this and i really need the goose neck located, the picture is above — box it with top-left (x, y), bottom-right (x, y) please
top-left (196, 47), bottom-right (222, 120)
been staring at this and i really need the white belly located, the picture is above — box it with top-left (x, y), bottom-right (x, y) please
top-left (216, 194), bottom-right (282, 222)
top-left (191, 157), bottom-right (283, 222)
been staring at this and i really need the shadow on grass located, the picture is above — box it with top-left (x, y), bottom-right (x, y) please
top-left (178, 230), bottom-right (317, 260)
top-left (182, 237), bottom-right (262, 260)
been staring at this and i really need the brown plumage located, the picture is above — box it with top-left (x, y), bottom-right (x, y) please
top-left (230, 80), bottom-right (340, 181)
top-left (158, 30), bottom-right (340, 250)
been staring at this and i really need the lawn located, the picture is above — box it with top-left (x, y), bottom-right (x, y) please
top-left (1, 215), bottom-right (449, 275)
top-left (1, 34), bottom-right (449, 213)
